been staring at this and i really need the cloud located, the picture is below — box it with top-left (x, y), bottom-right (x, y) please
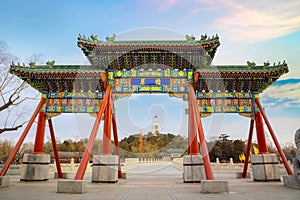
top-left (150, 0), bottom-right (182, 11)
top-left (261, 79), bottom-right (300, 109)
top-left (212, 0), bottom-right (300, 43)
top-left (149, 0), bottom-right (300, 43)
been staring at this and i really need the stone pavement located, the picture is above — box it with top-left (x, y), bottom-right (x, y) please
top-left (1, 163), bottom-right (299, 200)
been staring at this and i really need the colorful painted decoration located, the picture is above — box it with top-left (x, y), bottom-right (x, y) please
top-left (9, 34), bottom-right (289, 117)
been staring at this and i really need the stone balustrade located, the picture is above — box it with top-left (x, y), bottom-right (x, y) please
top-left (0, 157), bottom-right (291, 175)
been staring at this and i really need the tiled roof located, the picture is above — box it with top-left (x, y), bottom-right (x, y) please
top-left (77, 35), bottom-right (220, 47)
top-left (10, 63), bottom-right (288, 74)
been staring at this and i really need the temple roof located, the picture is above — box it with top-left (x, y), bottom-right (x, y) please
top-left (77, 34), bottom-right (220, 47)
top-left (79, 40), bottom-right (209, 46)
top-left (9, 61), bottom-right (288, 93)
top-left (8, 34), bottom-right (289, 94)
top-left (198, 62), bottom-right (288, 73)
top-left (77, 34), bottom-right (221, 70)
top-left (10, 62), bottom-right (288, 75)
top-left (10, 65), bottom-right (99, 75)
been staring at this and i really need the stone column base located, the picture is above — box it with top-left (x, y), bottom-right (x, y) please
top-left (92, 155), bottom-right (118, 183)
top-left (20, 153), bottom-right (50, 181)
top-left (283, 175), bottom-right (300, 189)
top-left (183, 155), bottom-right (206, 183)
top-left (251, 154), bottom-right (280, 181)
top-left (57, 179), bottom-right (87, 194)
top-left (201, 180), bottom-right (229, 193)
top-left (236, 172), bottom-right (251, 179)
top-left (120, 172), bottom-right (127, 179)
top-left (0, 176), bottom-right (9, 187)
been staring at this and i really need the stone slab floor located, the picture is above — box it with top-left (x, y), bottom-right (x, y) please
top-left (1, 163), bottom-right (299, 200)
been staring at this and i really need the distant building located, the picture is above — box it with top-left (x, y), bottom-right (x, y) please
top-left (153, 115), bottom-right (160, 135)
top-left (168, 148), bottom-right (185, 159)
top-left (50, 151), bottom-right (82, 163)
top-left (160, 148), bottom-right (185, 159)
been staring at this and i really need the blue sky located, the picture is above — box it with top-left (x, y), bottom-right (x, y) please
top-left (0, 0), bottom-right (300, 146)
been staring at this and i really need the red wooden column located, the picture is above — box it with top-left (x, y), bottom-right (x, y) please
top-left (102, 93), bottom-right (113, 154)
top-left (242, 119), bottom-right (254, 178)
top-left (254, 112), bottom-right (268, 154)
top-left (188, 83), bottom-right (215, 180)
top-left (33, 112), bottom-right (47, 154)
top-left (74, 85), bottom-right (112, 180)
top-left (188, 89), bottom-right (199, 155)
top-left (0, 96), bottom-right (46, 176)
top-left (255, 98), bottom-right (293, 175)
top-left (48, 118), bottom-right (63, 178)
top-left (112, 113), bottom-right (122, 178)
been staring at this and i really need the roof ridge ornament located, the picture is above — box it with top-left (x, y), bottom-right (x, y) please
top-left (263, 61), bottom-right (270, 68)
top-left (185, 34), bottom-right (196, 41)
top-left (200, 34), bottom-right (208, 42)
top-left (200, 33), bottom-right (219, 43)
top-left (46, 60), bottom-right (55, 68)
top-left (29, 62), bottom-right (36, 67)
top-left (247, 61), bottom-right (256, 67)
top-left (90, 34), bottom-right (98, 42)
top-left (105, 34), bottom-right (116, 42)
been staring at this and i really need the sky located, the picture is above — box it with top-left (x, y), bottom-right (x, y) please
top-left (0, 0), bottom-right (300, 147)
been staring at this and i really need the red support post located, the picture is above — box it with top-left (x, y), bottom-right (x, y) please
top-left (242, 119), bottom-right (254, 178)
top-left (188, 83), bottom-right (215, 180)
top-left (48, 118), bottom-right (63, 179)
top-left (102, 92), bottom-right (112, 154)
top-left (74, 85), bottom-right (112, 180)
top-left (188, 90), bottom-right (199, 155)
top-left (112, 113), bottom-right (122, 178)
top-left (255, 98), bottom-right (293, 175)
top-left (0, 97), bottom-right (46, 176)
top-left (33, 112), bottom-right (47, 153)
top-left (254, 112), bottom-right (268, 154)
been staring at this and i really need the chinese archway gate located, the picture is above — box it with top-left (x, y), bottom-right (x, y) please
top-left (0, 33), bottom-right (293, 182)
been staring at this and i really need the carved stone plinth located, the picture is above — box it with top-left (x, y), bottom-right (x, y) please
top-left (0, 176), bottom-right (9, 187)
top-left (201, 180), bottom-right (229, 193)
top-left (283, 175), bottom-right (300, 189)
top-left (57, 179), bottom-right (87, 194)
top-left (20, 153), bottom-right (50, 181)
top-left (251, 154), bottom-right (280, 181)
top-left (183, 155), bottom-right (206, 183)
top-left (236, 172), bottom-right (251, 179)
top-left (92, 155), bottom-right (118, 183)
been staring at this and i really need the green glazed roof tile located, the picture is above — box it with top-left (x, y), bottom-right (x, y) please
top-left (77, 38), bottom-right (220, 47)
top-left (10, 63), bottom-right (288, 74)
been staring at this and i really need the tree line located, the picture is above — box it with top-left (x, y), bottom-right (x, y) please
top-left (0, 133), bottom-right (297, 164)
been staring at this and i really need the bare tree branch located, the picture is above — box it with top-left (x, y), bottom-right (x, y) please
top-left (0, 41), bottom-right (41, 134)
top-left (27, 53), bottom-right (44, 64)
top-left (0, 125), bottom-right (23, 134)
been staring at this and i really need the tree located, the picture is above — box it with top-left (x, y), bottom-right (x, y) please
top-left (0, 140), bottom-right (13, 163)
top-left (15, 142), bottom-right (33, 164)
top-left (232, 139), bottom-right (246, 162)
top-left (0, 41), bottom-right (39, 134)
top-left (27, 53), bottom-right (44, 64)
top-left (118, 132), bottom-right (188, 158)
top-left (208, 134), bottom-right (246, 163)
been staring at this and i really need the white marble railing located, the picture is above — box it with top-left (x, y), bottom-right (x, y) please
top-left (0, 157), bottom-right (291, 175)
top-left (123, 158), bottom-right (170, 172)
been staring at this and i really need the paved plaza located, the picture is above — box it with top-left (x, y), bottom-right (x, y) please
top-left (1, 163), bottom-right (299, 200)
